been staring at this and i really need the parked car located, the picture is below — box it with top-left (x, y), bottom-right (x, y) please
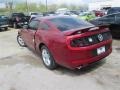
top-left (90, 12), bottom-right (120, 37)
top-left (70, 10), bottom-right (80, 15)
top-left (64, 12), bottom-right (78, 17)
top-left (93, 10), bottom-right (105, 17)
top-left (78, 12), bottom-right (96, 21)
top-left (29, 12), bottom-right (43, 21)
top-left (43, 11), bottom-right (56, 16)
top-left (56, 11), bottom-right (78, 17)
top-left (0, 15), bottom-right (9, 31)
top-left (107, 7), bottom-right (120, 15)
top-left (8, 13), bottom-right (30, 28)
top-left (56, 8), bottom-right (69, 14)
top-left (17, 16), bottom-right (112, 70)
top-left (30, 12), bottom-right (43, 16)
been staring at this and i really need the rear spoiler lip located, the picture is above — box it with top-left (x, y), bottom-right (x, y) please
top-left (63, 26), bottom-right (94, 36)
top-left (63, 25), bottom-right (109, 36)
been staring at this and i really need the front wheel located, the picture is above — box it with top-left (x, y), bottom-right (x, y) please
top-left (17, 35), bottom-right (26, 47)
top-left (41, 46), bottom-right (57, 70)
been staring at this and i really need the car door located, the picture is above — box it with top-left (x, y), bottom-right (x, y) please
top-left (22, 20), bottom-right (40, 50)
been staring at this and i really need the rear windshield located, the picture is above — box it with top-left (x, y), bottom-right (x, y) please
top-left (49, 17), bottom-right (94, 31)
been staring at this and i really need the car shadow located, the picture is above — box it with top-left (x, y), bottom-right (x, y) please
top-left (26, 47), bottom-right (106, 76)
top-left (0, 28), bottom-right (10, 32)
top-left (115, 47), bottom-right (120, 52)
top-left (113, 37), bottom-right (120, 40)
top-left (53, 59), bottom-right (106, 76)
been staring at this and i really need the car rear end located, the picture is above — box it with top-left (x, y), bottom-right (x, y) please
top-left (64, 26), bottom-right (112, 69)
top-left (49, 16), bottom-right (112, 69)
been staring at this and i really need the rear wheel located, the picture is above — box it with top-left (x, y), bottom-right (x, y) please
top-left (17, 35), bottom-right (26, 47)
top-left (41, 46), bottom-right (57, 70)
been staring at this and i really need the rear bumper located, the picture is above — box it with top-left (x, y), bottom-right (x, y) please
top-left (55, 39), bottom-right (112, 69)
top-left (66, 48), bottom-right (112, 69)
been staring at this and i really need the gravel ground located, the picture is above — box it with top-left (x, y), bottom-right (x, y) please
top-left (0, 29), bottom-right (120, 90)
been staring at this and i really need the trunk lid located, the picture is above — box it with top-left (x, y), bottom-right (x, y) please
top-left (62, 25), bottom-right (108, 36)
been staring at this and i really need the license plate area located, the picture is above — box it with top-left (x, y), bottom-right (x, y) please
top-left (97, 46), bottom-right (105, 55)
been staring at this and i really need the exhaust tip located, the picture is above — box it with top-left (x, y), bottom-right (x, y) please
top-left (76, 66), bottom-right (82, 69)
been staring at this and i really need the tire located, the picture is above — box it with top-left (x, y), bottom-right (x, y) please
top-left (41, 46), bottom-right (57, 70)
top-left (17, 35), bottom-right (26, 47)
top-left (4, 27), bottom-right (8, 31)
top-left (13, 23), bottom-right (17, 29)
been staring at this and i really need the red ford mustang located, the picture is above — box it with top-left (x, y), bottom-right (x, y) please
top-left (17, 16), bottom-right (112, 70)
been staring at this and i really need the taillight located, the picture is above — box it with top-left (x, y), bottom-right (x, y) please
top-left (69, 31), bottom-right (111, 47)
top-left (70, 38), bottom-right (84, 47)
top-left (70, 38), bottom-right (89, 47)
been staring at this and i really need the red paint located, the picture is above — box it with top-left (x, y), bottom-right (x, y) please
top-left (18, 16), bottom-right (112, 69)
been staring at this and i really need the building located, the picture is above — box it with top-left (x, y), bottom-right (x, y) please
top-left (89, 0), bottom-right (120, 11)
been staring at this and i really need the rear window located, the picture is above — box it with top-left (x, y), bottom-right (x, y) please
top-left (49, 17), bottom-right (93, 31)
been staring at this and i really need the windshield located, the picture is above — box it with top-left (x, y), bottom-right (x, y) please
top-left (49, 17), bottom-right (94, 31)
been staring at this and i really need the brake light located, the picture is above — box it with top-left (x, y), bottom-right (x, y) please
top-left (69, 31), bottom-right (111, 47)
top-left (70, 38), bottom-right (84, 47)
top-left (70, 38), bottom-right (89, 47)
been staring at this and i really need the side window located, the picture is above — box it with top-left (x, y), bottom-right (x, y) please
top-left (39, 22), bottom-right (50, 30)
top-left (29, 20), bottom-right (39, 30)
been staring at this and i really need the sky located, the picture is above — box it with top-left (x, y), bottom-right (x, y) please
top-left (0, 0), bottom-right (109, 5)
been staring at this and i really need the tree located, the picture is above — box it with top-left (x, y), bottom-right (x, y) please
top-left (48, 4), bottom-right (57, 11)
top-left (28, 3), bottom-right (38, 12)
top-left (38, 3), bottom-right (46, 12)
top-left (69, 4), bottom-right (77, 10)
top-left (15, 3), bottom-right (26, 12)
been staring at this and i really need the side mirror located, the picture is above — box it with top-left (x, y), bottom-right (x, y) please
top-left (23, 25), bottom-right (28, 29)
